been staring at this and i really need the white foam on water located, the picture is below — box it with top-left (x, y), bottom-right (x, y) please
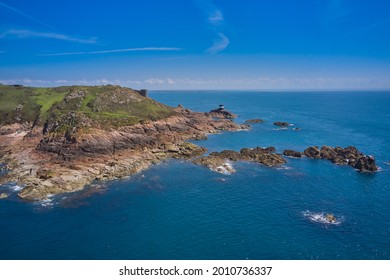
top-left (276, 166), bottom-right (292, 170)
top-left (302, 210), bottom-right (342, 225)
top-left (10, 185), bottom-right (23, 192)
top-left (273, 127), bottom-right (288, 131)
top-left (213, 161), bottom-right (235, 175)
top-left (34, 197), bottom-right (58, 208)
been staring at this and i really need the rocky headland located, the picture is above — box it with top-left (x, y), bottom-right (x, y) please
top-left (0, 85), bottom-right (246, 200)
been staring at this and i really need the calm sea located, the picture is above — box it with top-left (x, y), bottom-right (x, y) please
top-left (1, 91), bottom-right (389, 260)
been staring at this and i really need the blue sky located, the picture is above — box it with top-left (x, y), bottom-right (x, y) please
top-left (0, 0), bottom-right (389, 90)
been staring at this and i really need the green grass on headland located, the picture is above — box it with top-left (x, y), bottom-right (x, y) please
top-left (0, 85), bottom-right (175, 129)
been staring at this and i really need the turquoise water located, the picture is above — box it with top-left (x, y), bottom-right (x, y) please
top-left (1, 91), bottom-right (390, 259)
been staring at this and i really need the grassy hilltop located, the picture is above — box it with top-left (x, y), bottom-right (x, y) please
top-left (0, 84), bottom-right (175, 130)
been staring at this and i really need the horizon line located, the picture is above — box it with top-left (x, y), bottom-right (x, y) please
top-left (1, 83), bottom-right (390, 92)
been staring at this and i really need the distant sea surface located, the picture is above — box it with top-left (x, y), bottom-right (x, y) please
top-left (1, 91), bottom-right (390, 260)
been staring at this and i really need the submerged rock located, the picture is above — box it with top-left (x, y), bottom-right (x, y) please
top-left (245, 119), bottom-right (264, 123)
top-left (326, 214), bottom-right (337, 223)
top-left (0, 193), bottom-right (8, 199)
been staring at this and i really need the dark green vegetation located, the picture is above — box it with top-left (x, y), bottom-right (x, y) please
top-left (0, 85), bottom-right (175, 130)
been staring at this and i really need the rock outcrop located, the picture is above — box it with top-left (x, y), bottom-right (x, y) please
top-left (193, 156), bottom-right (235, 174)
top-left (304, 145), bottom-right (378, 172)
top-left (273, 121), bottom-right (290, 127)
top-left (206, 107), bottom-right (237, 119)
top-left (194, 146), bottom-right (286, 173)
top-left (283, 149), bottom-right (302, 158)
top-left (303, 146), bottom-right (321, 158)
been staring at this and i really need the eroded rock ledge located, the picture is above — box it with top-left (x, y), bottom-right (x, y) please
top-left (193, 147), bottom-right (286, 174)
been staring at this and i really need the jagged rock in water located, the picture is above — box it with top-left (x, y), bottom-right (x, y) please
top-left (206, 107), bottom-right (237, 119)
top-left (304, 146), bottom-right (321, 158)
top-left (193, 156), bottom-right (235, 174)
top-left (283, 149), bottom-right (302, 158)
top-left (195, 146), bottom-right (286, 173)
top-left (273, 121), bottom-right (290, 127)
top-left (354, 155), bottom-right (378, 172)
top-left (303, 145), bottom-right (378, 172)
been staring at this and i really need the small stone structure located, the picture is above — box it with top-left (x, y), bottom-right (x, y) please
top-left (136, 89), bottom-right (148, 97)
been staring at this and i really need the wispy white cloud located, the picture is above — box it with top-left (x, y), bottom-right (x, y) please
top-left (38, 47), bottom-right (182, 56)
top-left (208, 9), bottom-right (223, 25)
top-left (0, 2), bottom-right (56, 31)
top-left (0, 29), bottom-right (96, 44)
top-left (0, 29), bottom-right (97, 44)
top-left (198, 0), bottom-right (229, 54)
top-left (207, 33), bottom-right (229, 54)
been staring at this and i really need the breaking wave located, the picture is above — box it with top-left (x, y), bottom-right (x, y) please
top-left (302, 210), bottom-right (343, 225)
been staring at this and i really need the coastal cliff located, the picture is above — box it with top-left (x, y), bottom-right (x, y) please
top-left (0, 85), bottom-right (244, 200)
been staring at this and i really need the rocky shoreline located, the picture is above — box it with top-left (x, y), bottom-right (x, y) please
top-left (193, 145), bottom-right (378, 174)
top-left (0, 95), bottom-right (379, 201)
top-left (0, 107), bottom-right (246, 201)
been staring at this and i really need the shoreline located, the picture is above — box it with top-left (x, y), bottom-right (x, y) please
top-left (0, 108), bottom-right (246, 201)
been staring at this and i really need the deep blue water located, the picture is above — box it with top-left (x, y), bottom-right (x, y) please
top-left (1, 91), bottom-right (390, 260)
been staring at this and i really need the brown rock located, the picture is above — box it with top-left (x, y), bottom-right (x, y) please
top-left (283, 150), bottom-right (302, 158)
top-left (245, 119), bottom-right (264, 123)
top-left (304, 146), bottom-right (321, 158)
top-left (354, 156), bottom-right (378, 172)
top-left (206, 107), bottom-right (237, 119)
top-left (273, 121), bottom-right (290, 127)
